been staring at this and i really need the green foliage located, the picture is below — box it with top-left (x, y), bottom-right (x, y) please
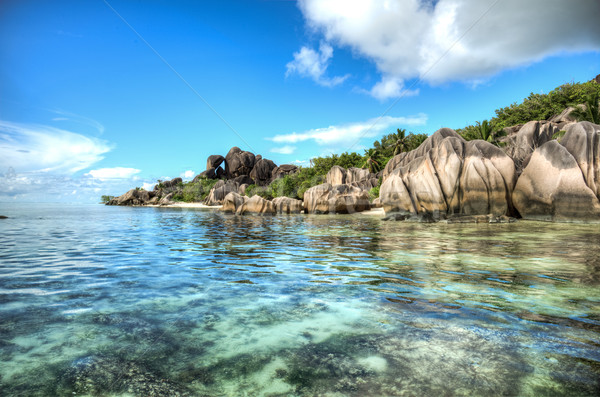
top-left (493, 80), bottom-right (600, 128)
top-left (100, 195), bottom-right (115, 204)
top-left (569, 91), bottom-right (600, 124)
top-left (369, 185), bottom-right (380, 200)
top-left (245, 184), bottom-right (272, 200)
top-left (362, 148), bottom-right (382, 173)
top-left (174, 178), bottom-right (218, 202)
top-left (371, 130), bottom-right (427, 168)
top-left (310, 152), bottom-right (363, 175)
top-left (459, 119), bottom-right (506, 146)
top-left (268, 175), bottom-right (297, 199)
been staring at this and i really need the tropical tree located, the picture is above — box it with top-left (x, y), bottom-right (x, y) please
top-left (389, 128), bottom-right (409, 156)
top-left (362, 148), bottom-right (382, 173)
top-left (569, 92), bottom-right (600, 124)
top-left (475, 119), bottom-right (506, 146)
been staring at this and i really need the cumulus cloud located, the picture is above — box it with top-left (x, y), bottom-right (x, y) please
top-left (269, 114), bottom-right (427, 146)
top-left (297, 0), bottom-right (600, 99)
top-left (0, 120), bottom-right (111, 174)
top-left (286, 42), bottom-right (350, 87)
top-left (86, 167), bottom-right (141, 180)
top-left (180, 170), bottom-right (195, 180)
top-left (270, 145), bottom-right (297, 155)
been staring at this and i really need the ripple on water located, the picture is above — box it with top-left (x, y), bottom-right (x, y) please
top-left (0, 204), bottom-right (599, 396)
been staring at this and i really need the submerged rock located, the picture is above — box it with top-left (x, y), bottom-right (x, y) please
top-left (60, 355), bottom-right (190, 397)
top-left (0, 215), bottom-right (7, 219)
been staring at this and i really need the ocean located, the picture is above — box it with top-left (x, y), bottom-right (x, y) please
top-left (0, 203), bottom-right (599, 396)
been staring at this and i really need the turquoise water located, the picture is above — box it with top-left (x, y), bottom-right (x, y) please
top-left (0, 203), bottom-right (599, 396)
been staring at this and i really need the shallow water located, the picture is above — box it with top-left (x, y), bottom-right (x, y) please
top-left (0, 203), bottom-right (599, 396)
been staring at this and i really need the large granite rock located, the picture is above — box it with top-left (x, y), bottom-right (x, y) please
top-left (221, 192), bottom-right (247, 213)
top-left (236, 195), bottom-right (276, 215)
top-left (382, 128), bottom-right (463, 181)
top-left (272, 164), bottom-right (298, 180)
top-left (204, 180), bottom-right (240, 206)
top-left (206, 155), bottom-right (225, 170)
top-left (513, 140), bottom-right (600, 221)
top-left (513, 122), bottom-right (600, 221)
top-left (198, 168), bottom-right (216, 180)
top-left (504, 120), bottom-right (557, 174)
top-left (250, 158), bottom-right (277, 186)
top-left (272, 197), bottom-right (303, 214)
top-left (303, 183), bottom-right (371, 214)
top-left (107, 189), bottom-right (154, 206)
top-left (326, 166), bottom-right (377, 191)
top-left (560, 121), bottom-right (600, 198)
top-left (225, 147), bottom-right (256, 178)
top-left (380, 128), bottom-right (516, 220)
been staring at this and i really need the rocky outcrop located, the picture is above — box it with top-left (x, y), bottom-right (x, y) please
top-left (206, 155), bottom-right (225, 170)
top-left (107, 189), bottom-right (154, 206)
top-left (326, 166), bottom-right (378, 191)
top-left (272, 197), bottom-right (303, 214)
top-left (204, 180), bottom-right (241, 206)
top-left (504, 121), bottom-right (558, 174)
top-left (236, 195), bottom-right (276, 215)
top-left (272, 164), bottom-right (298, 180)
top-left (225, 147), bottom-right (256, 178)
top-left (382, 128), bottom-right (462, 181)
top-left (380, 128), bottom-right (516, 220)
top-left (250, 158), bottom-right (277, 186)
top-left (513, 122), bottom-right (600, 221)
top-left (303, 183), bottom-right (371, 214)
top-left (221, 192), bottom-right (247, 213)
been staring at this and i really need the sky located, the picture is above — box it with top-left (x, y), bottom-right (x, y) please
top-left (1, 0), bottom-right (599, 203)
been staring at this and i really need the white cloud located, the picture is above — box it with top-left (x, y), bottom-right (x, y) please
top-left (180, 170), bottom-right (195, 180)
top-left (269, 114), bottom-right (427, 146)
top-left (270, 145), bottom-right (296, 155)
top-left (86, 167), bottom-right (141, 180)
top-left (142, 182), bottom-right (156, 191)
top-left (0, 120), bottom-right (111, 174)
top-left (286, 42), bottom-right (350, 87)
top-left (297, 0), bottom-right (600, 99)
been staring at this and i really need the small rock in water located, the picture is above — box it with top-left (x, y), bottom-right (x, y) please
top-left (0, 215), bottom-right (8, 219)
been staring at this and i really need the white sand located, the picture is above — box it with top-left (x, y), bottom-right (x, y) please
top-left (358, 207), bottom-right (385, 216)
top-left (148, 203), bottom-right (222, 209)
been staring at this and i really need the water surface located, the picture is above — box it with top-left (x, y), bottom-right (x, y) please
top-left (0, 203), bottom-right (599, 396)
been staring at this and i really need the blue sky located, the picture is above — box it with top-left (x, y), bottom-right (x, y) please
top-left (1, 0), bottom-right (599, 202)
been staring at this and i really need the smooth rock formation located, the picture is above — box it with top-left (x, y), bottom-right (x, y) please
top-left (158, 192), bottom-right (174, 206)
top-left (108, 189), bottom-right (153, 206)
top-left (382, 128), bottom-right (463, 181)
top-left (199, 167), bottom-right (216, 179)
top-left (206, 154), bottom-right (225, 170)
top-left (560, 121), bottom-right (600, 198)
top-left (221, 192), bottom-right (247, 213)
top-left (225, 147), bottom-right (256, 178)
top-left (504, 120), bottom-right (557, 174)
top-left (380, 128), bottom-right (517, 220)
top-left (326, 166), bottom-right (378, 191)
top-left (236, 195), bottom-right (276, 215)
top-left (303, 183), bottom-right (370, 214)
top-left (271, 164), bottom-right (298, 180)
top-left (250, 158), bottom-right (277, 186)
top-left (272, 197), bottom-right (303, 214)
top-left (513, 140), bottom-right (600, 221)
top-left (204, 180), bottom-right (241, 206)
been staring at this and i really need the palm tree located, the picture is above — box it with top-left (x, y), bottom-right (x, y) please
top-left (569, 92), bottom-right (600, 124)
top-left (389, 128), bottom-right (409, 156)
top-left (476, 120), bottom-right (506, 146)
top-left (362, 148), bottom-right (381, 173)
